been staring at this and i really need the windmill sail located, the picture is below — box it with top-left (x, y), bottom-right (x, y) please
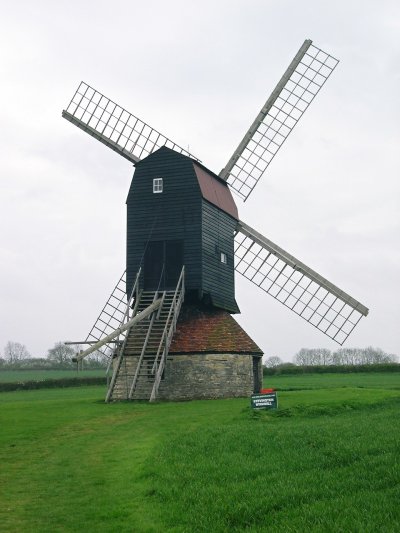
top-left (220, 40), bottom-right (339, 201)
top-left (235, 221), bottom-right (368, 344)
top-left (80, 270), bottom-right (132, 359)
top-left (62, 82), bottom-right (200, 164)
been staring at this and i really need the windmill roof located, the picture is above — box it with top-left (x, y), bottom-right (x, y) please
top-left (134, 146), bottom-right (238, 220)
top-left (193, 162), bottom-right (238, 220)
top-left (170, 304), bottom-right (263, 355)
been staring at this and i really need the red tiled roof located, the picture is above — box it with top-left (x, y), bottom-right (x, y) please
top-left (170, 304), bottom-right (263, 355)
top-left (193, 162), bottom-right (238, 220)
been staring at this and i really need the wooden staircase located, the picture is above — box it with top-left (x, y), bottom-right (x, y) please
top-left (106, 268), bottom-right (184, 402)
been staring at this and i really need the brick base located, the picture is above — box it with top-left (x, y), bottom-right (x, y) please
top-left (157, 352), bottom-right (262, 401)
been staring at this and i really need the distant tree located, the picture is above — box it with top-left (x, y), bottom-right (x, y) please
top-left (264, 356), bottom-right (283, 368)
top-left (332, 348), bottom-right (359, 365)
top-left (318, 348), bottom-right (332, 365)
top-left (67, 344), bottom-right (109, 369)
top-left (332, 347), bottom-right (397, 365)
top-left (47, 342), bottom-right (75, 365)
top-left (83, 349), bottom-right (109, 369)
top-left (293, 348), bottom-right (309, 366)
top-left (295, 346), bottom-right (397, 366)
top-left (360, 346), bottom-right (397, 364)
top-left (4, 341), bottom-right (30, 363)
top-left (294, 348), bottom-right (332, 366)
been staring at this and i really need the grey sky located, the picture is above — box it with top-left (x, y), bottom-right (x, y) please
top-left (1, 0), bottom-right (399, 360)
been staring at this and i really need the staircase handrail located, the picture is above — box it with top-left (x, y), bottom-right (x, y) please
top-left (152, 266), bottom-right (185, 373)
top-left (113, 281), bottom-right (143, 367)
top-left (121, 267), bottom-right (142, 326)
top-left (124, 264), bottom-right (165, 398)
top-left (106, 268), bottom-right (142, 380)
top-left (128, 290), bottom-right (162, 399)
top-left (150, 267), bottom-right (185, 401)
top-left (106, 286), bottom-right (143, 392)
top-left (104, 297), bottom-right (163, 402)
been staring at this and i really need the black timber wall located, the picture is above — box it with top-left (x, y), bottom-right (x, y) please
top-left (201, 199), bottom-right (238, 312)
top-left (126, 147), bottom-right (238, 312)
top-left (126, 148), bottom-right (202, 297)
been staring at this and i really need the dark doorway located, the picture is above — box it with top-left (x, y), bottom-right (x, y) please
top-left (144, 241), bottom-right (163, 290)
top-left (144, 240), bottom-right (184, 290)
top-left (165, 240), bottom-right (184, 288)
top-left (252, 357), bottom-right (261, 393)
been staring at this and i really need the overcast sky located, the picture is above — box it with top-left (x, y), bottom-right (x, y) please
top-left (1, 0), bottom-right (399, 361)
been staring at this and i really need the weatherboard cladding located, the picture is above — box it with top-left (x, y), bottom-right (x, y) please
top-left (201, 199), bottom-right (239, 313)
top-left (126, 147), bottom-right (239, 312)
top-left (126, 147), bottom-right (202, 297)
top-left (169, 304), bottom-right (263, 355)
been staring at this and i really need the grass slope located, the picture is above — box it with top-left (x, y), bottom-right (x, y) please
top-left (1, 374), bottom-right (399, 532)
top-left (263, 371), bottom-right (400, 391)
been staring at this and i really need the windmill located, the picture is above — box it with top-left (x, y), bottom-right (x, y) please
top-left (63, 39), bottom-right (369, 402)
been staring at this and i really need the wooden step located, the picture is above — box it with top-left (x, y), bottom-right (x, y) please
top-left (107, 285), bottom-right (183, 401)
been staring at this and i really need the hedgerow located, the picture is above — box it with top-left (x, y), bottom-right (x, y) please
top-left (0, 376), bottom-right (106, 392)
top-left (263, 363), bottom-right (400, 376)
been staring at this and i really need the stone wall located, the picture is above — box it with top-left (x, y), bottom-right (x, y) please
top-left (157, 352), bottom-right (262, 401)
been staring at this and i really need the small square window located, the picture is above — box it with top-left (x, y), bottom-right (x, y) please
top-left (153, 178), bottom-right (163, 193)
top-left (220, 252), bottom-right (227, 264)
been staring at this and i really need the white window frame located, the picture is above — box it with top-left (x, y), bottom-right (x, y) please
top-left (153, 177), bottom-right (163, 193)
top-left (220, 252), bottom-right (227, 264)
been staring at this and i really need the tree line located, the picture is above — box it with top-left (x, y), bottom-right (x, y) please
top-left (265, 346), bottom-right (398, 368)
top-left (0, 341), bottom-right (108, 370)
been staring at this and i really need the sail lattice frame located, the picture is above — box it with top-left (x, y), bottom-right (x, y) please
top-left (222, 41), bottom-right (339, 201)
top-left (83, 271), bottom-right (132, 358)
top-left (63, 82), bottom-right (200, 164)
top-left (235, 222), bottom-right (368, 345)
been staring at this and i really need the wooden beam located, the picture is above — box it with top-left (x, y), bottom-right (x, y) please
top-left (72, 298), bottom-right (162, 362)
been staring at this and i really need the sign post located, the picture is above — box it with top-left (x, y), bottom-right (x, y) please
top-left (251, 389), bottom-right (278, 410)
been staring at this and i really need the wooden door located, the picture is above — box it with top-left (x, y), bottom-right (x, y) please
top-left (165, 240), bottom-right (184, 288)
top-left (144, 241), bottom-right (164, 290)
top-left (144, 240), bottom-right (183, 290)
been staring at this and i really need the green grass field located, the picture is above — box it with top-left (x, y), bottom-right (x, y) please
top-left (1, 373), bottom-right (399, 532)
top-left (264, 371), bottom-right (400, 391)
top-left (0, 369), bottom-right (105, 382)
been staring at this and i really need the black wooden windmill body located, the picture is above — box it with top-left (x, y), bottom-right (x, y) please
top-left (63, 40), bottom-right (369, 402)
